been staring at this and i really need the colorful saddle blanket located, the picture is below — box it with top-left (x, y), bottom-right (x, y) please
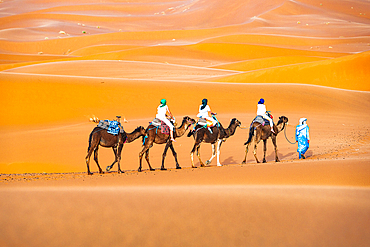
top-left (197, 118), bottom-right (215, 127)
top-left (196, 118), bottom-right (217, 134)
top-left (151, 118), bottom-right (170, 135)
top-left (97, 120), bottom-right (123, 135)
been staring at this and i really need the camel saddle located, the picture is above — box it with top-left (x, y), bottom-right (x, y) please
top-left (196, 118), bottom-right (217, 134)
top-left (151, 118), bottom-right (170, 135)
top-left (251, 116), bottom-right (268, 127)
top-left (97, 120), bottom-right (124, 135)
top-left (197, 118), bottom-right (215, 127)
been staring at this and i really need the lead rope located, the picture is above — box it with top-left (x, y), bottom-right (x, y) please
top-left (284, 123), bottom-right (297, 145)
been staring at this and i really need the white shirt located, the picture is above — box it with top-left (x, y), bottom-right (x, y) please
top-left (257, 103), bottom-right (266, 116)
top-left (197, 105), bottom-right (211, 118)
top-left (156, 104), bottom-right (168, 120)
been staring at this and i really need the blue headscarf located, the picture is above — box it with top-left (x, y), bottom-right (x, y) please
top-left (201, 98), bottom-right (208, 110)
top-left (258, 98), bottom-right (265, 104)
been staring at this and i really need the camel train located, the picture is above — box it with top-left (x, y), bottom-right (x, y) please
top-left (85, 100), bottom-right (289, 175)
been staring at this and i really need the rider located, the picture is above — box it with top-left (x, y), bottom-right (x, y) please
top-left (197, 98), bottom-right (217, 127)
top-left (295, 118), bottom-right (310, 159)
top-left (156, 99), bottom-right (175, 142)
top-left (256, 98), bottom-right (275, 133)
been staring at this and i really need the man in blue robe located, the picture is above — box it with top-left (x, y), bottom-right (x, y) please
top-left (295, 118), bottom-right (310, 159)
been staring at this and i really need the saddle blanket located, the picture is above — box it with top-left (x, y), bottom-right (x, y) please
top-left (151, 118), bottom-right (170, 135)
top-left (197, 118), bottom-right (215, 127)
top-left (196, 118), bottom-right (217, 134)
top-left (251, 116), bottom-right (269, 127)
top-left (97, 120), bottom-right (123, 135)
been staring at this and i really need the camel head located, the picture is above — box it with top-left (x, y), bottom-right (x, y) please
top-left (221, 118), bottom-right (242, 138)
top-left (277, 116), bottom-right (289, 126)
top-left (230, 118), bottom-right (242, 128)
top-left (137, 126), bottom-right (146, 136)
top-left (182, 116), bottom-right (196, 128)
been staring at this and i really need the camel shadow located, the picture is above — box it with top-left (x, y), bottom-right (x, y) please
top-left (222, 156), bottom-right (239, 165)
top-left (266, 151), bottom-right (296, 162)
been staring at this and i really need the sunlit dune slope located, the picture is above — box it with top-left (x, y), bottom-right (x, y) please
top-left (214, 50), bottom-right (370, 91)
top-left (0, 41), bottom-right (349, 74)
top-left (200, 34), bottom-right (370, 54)
top-left (3, 60), bottom-right (238, 80)
top-left (1, 72), bottom-right (368, 128)
top-left (211, 56), bottom-right (327, 72)
top-left (1, 0), bottom-right (369, 92)
top-left (69, 44), bottom-right (142, 56)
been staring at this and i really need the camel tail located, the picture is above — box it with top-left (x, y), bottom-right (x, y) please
top-left (87, 127), bottom-right (100, 152)
top-left (87, 131), bottom-right (94, 152)
top-left (244, 127), bottom-right (254, 145)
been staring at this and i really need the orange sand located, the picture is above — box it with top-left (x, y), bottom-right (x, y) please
top-left (1, 0), bottom-right (370, 246)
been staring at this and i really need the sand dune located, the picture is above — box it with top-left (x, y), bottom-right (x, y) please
top-left (1, 0), bottom-right (370, 246)
top-left (214, 50), bottom-right (370, 91)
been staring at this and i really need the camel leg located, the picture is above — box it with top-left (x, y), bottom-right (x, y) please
top-left (161, 142), bottom-right (171, 170)
top-left (242, 142), bottom-right (251, 164)
top-left (106, 146), bottom-right (118, 172)
top-left (190, 142), bottom-right (201, 168)
top-left (272, 136), bottom-right (280, 162)
top-left (86, 139), bottom-right (99, 175)
top-left (206, 143), bottom-right (216, 165)
top-left (196, 145), bottom-right (205, 167)
top-left (169, 143), bottom-right (181, 169)
top-left (116, 144), bottom-right (124, 173)
top-left (253, 140), bottom-right (260, 163)
top-left (144, 149), bottom-right (155, 171)
top-left (138, 145), bottom-right (149, 172)
top-left (190, 152), bottom-right (195, 168)
top-left (216, 139), bottom-right (223, 166)
top-left (93, 147), bottom-right (104, 174)
top-left (262, 139), bottom-right (267, 163)
top-left (85, 149), bottom-right (94, 175)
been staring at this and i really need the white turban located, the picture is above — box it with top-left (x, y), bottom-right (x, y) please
top-left (299, 118), bottom-right (307, 125)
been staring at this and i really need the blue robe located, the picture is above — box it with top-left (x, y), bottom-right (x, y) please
top-left (295, 124), bottom-right (309, 156)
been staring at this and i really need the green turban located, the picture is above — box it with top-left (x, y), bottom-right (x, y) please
top-left (160, 99), bottom-right (167, 107)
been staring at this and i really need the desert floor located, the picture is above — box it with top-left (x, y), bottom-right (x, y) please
top-left (1, 0), bottom-right (370, 246)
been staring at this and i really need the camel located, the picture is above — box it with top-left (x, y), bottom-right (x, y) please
top-left (242, 116), bottom-right (288, 164)
top-left (138, 116), bottom-right (195, 172)
top-left (86, 126), bottom-right (146, 175)
top-left (189, 118), bottom-right (241, 168)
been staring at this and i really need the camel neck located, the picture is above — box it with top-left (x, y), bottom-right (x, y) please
top-left (126, 129), bottom-right (142, 143)
top-left (276, 122), bottom-right (286, 133)
top-left (175, 121), bottom-right (188, 137)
